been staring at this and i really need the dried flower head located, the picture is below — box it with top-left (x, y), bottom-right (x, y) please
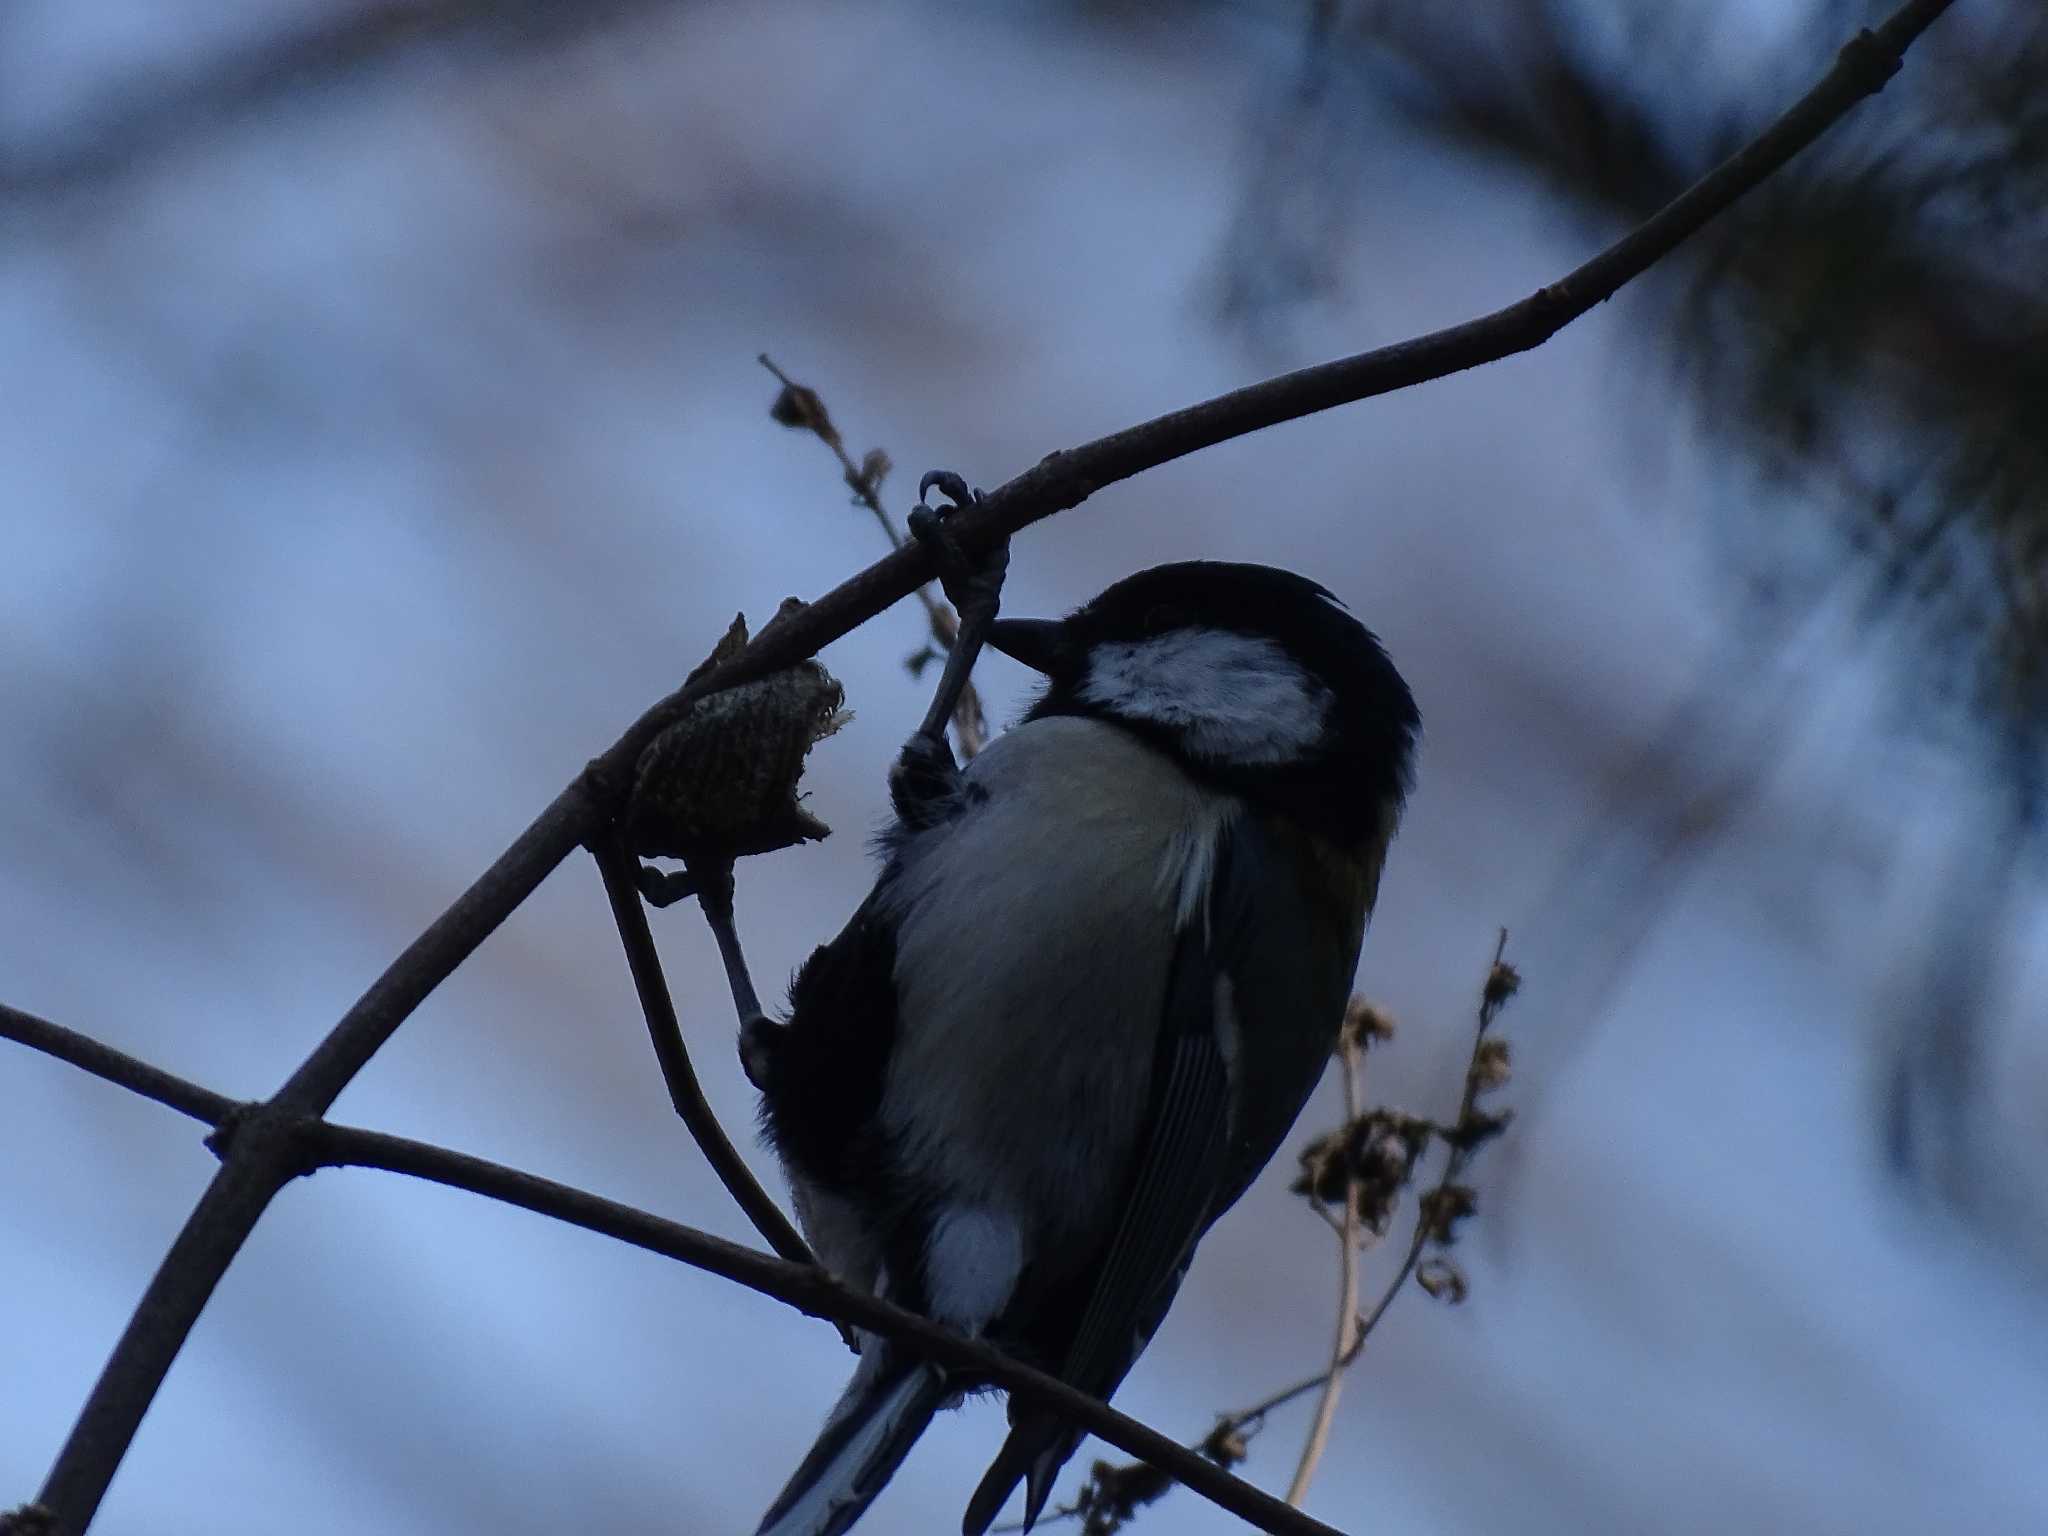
top-left (1071, 1458), bottom-right (1174, 1536)
top-left (1339, 995), bottom-right (1397, 1053)
top-left (1293, 1108), bottom-right (1433, 1232)
top-left (1439, 1105), bottom-right (1514, 1153)
top-left (623, 611), bottom-right (850, 863)
top-left (1469, 1037), bottom-right (1512, 1093)
top-left (1481, 957), bottom-right (1521, 1024)
top-left (1418, 1183), bottom-right (1478, 1245)
top-left (1198, 1420), bottom-right (1250, 1470)
top-left (1416, 1257), bottom-right (1469, 1304)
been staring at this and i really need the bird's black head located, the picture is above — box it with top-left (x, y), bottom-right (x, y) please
top-left (991, 561), bottom-right (1419, 846)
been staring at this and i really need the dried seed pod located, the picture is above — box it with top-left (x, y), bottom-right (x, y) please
top-left (623, 610), bottom-right (850, 863)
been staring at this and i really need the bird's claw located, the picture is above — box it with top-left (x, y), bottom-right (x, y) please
top-left (917, 468), bottom-right (975, 508)
top-left (911, 469), bottom-right (1007, 623)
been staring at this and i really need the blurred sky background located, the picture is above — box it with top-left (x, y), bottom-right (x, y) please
top-left (5, 1), bottom-right (2047, 1532)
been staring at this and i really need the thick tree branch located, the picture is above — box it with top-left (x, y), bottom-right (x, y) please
top-left (10, 3), bottom-right (1957, 1527)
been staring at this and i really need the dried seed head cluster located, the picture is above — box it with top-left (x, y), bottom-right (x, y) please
top-left (623, 610), bottom-right (850, 863)
top-left (1407, 931), bottom-right (1521, 1307)
top-left (1055, 1416), bottom-right (1255, 1536)
top-left (1070, 1459), bottom-right (1174, 1536)
top-left (1418, 1182), bottom-right (1478, 1245)
top-left (1292, 1108), bottom-right (1434, 1233)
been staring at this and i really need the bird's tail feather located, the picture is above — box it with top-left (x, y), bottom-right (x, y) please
top-left (756, 1348), bottom-right (952, 1536)
top-left (960, 1413), bottom-right (1077, 1536)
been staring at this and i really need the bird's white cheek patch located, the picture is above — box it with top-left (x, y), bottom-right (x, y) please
top-left (1079, 630), bottom-right (1330, 765)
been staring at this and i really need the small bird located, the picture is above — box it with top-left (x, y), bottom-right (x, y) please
top-left (746, 558), bottom-right (1419, 1536)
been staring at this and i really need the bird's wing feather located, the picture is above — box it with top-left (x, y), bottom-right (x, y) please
top-left (1054, 924), bottom-right (1233, 1401)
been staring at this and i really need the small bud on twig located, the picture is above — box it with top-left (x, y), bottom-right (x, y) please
top-left (852, 447), bottom-right (892, 501)
top-left (1480, 938), bottom-right (1520, 1027)
top-left (763, 358), bottom-right (841, 449)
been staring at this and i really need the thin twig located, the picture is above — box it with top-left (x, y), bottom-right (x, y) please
top-left (1283, 1036), bottom-right (1364, 1507)
top-left (758, 352), bottom-right (988, 758)
top-left (589, 838), bottom-right (816, 1270)
top-left (0, 1004), bottom-right (235, 1127)
top-left (11, 6), bottom-right (1956, 1524)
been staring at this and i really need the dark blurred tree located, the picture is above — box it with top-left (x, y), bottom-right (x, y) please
top-left (1187, 0), bottom-right (2046, 1219)
top-left (1213, 0), bottom-right (2046, 774)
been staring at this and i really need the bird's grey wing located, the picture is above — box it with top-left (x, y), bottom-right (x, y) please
top-left (1065, 813), bottom-right (1366, 1387)
top-left (963, 816), bottom-right (1354, 1536)
top-left (1053, 911), bottom-right (1233, 1402)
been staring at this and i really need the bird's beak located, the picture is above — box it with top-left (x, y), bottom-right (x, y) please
top-left (986, 618), bottom-right (1067, 675)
